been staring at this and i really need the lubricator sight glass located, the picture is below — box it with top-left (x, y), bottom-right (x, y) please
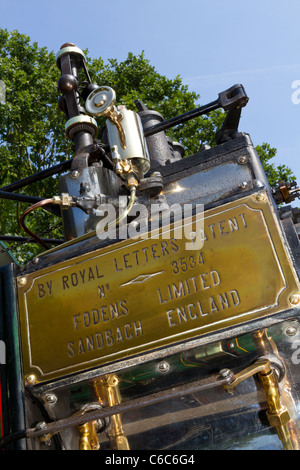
top-left (85, 86), bottom-right (150, 179)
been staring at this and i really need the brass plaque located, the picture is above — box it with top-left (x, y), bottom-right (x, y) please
top-left (17, 192), bottom-right (300, 383)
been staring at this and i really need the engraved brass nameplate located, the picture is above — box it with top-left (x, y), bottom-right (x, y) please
top-left (17, 192), bottom-right (300, 383)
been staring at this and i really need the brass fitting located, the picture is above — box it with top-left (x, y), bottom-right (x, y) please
top-left (94, 375), bottom-right (130, 451)
top-left (77, 421), bottom-right (100, 451)
top-left (52, 193), bottom-right (74, 210)
top-left (222, 358), bottom-right (293, 450)
top-left (267, 408), bottom-right (291, 428)
top-left (259, 368), bottom-right (291, 428)
top-left (126, 174), bottom-right (139, 190)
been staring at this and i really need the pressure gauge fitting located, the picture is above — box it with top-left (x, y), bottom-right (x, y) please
top-left (85, 86), bottom-right (116, 117)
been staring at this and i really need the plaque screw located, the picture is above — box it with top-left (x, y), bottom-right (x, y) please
top-left (25, 374), bottom-right (37, 386)
top-left (17, 277), bottom-right (27, 286)
top-left (239, 182), bottom-right (248, 189)
top-left (32, 257), bottom-right (40, 265)
top-left (158, 361), bottom-right (170, 373)
top-left (289, 294), bottom-right (300, 306)
top-left (255, 193), bottom-right (267, 203)
top-left (44, 394), bottom-right (57, 404)
top-left (238, 156), bottom-right (248, 164)
top-left (285, 326), bottom-right (298, 336)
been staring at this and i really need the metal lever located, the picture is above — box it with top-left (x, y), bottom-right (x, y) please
top-left (141, 84), bottom-right (248, 138)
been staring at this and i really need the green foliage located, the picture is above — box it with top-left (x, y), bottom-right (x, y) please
top-left (0, 30), bottom-right (296, 264)
top-left (255, 143), bottom-right (296, 187)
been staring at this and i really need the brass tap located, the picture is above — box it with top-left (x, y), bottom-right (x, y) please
top-left (222, 358), bottom-right (293, 450)
top-left (94, 375), bottom-right (130, 450)
top-left (77, 421), bottom-right (100, 451)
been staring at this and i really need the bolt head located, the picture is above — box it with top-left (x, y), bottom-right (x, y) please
top-left (289, 293), bottom-right (300, 306)
top-left (71, 170), bottom-right (79, 178)
top-left (255, 193), bottom-right (267, 203)
top-left (45, 394), bottom-right (57, 404)
top-left (25, 374), bottom-right (37, 386)
top-left (158, 361), bottom-right (170, 373)
top-left (285, 326), bottom-right (298, 336)
top-left (17, 277), bottom-right (27, 287)
top-left (219, 368), bottom-right (232, 378)
top-left (238, 156), bottom-right (248, 164)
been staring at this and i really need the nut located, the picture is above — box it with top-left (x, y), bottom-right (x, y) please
top-left (219, 368), bottom-right (232, 378)
top-left (267, 407), bottom-right (290, 427)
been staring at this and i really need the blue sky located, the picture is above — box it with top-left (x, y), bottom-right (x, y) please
top-left (1, 0), bottom-right (300, 200)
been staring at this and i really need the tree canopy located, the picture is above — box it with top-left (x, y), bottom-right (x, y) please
top-left (0, 29), bottom-right (296, 263)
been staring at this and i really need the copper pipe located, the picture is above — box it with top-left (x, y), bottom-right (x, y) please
top-left (19, 199), bottom-right (54, 250)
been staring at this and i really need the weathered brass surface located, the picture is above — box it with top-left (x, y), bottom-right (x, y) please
top-left (17, 192), bottom-right (300, 383)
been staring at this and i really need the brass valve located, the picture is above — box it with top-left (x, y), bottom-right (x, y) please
top-left (77, 421), bottom-right (100, 451)
top-left (94, 375), bottom-right (130, 450)
top-left (222, 358), bottom-right (293, 450)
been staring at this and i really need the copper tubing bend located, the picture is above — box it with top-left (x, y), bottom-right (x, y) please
top-left (19, 199), bottom-right (54, 250)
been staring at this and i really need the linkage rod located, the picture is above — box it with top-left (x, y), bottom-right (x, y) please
top-left (25, 373), bottom-right (233, 440)
top-left (0, 160), bottom-right (72, 193)
top-left (0, 236), bottom-right (63, 245)
top-left (143, 99), bottom-right (220, 137)
top-left (0, 190), bottom-right (43, 204)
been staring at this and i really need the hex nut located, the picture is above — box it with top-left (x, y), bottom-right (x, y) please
top-left (267, 408), bottom-right (290, 427)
